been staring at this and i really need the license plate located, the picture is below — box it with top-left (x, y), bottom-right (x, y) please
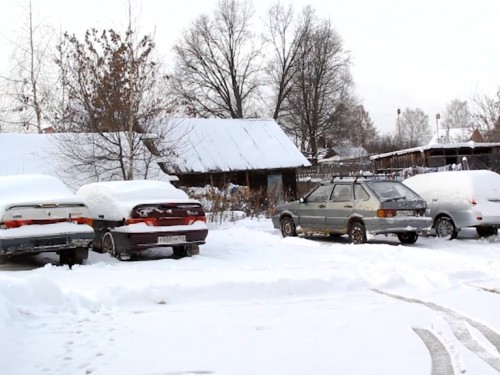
top-left (397, 210), bottom-right (414, 217)
top-left (158, 235), bottom-right (186, 244)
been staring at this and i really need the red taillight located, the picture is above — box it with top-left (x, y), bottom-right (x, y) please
top-left (181, 215), bottom-right (207, 225)
top-left (0, 217), bottom-right (90, 228)
top-left (377, 209), bottom-right (397, 218)
top-left (71, 217), bottom-right (93, 226)
top-left (469, 199), bottom-right (477, 205)
top-left (2, 219), bottom-right (33, 228)
top-left (126, 218), bottom-right (157, 226)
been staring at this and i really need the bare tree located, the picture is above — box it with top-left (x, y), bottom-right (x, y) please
top-left (262, 2), bottom-right (311, 121)
top-left (172, 0), bottom-right (262, 118)
top-left (280, 7), bottom-right (353, 160)
top-left (346, 104), bottom-right (379, 150)
top-left (0, 0), bottom-right (54, 133)
top-left (399, 108), bottom-right (431, 147)
top-left (473, 90), bottom-right (500, 141)
top-left (441, 99), bottom-right (474, 143)
top-left (53, 16), bottom-right (176, 183)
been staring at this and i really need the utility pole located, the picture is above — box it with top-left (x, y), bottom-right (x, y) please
top-left (397, 108), bottom-right (401, 142)
top-left (435, 113), bottom-right (440, 143)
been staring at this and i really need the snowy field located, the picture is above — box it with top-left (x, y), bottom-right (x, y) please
top-left (1, 218), bottom-right (500, 375)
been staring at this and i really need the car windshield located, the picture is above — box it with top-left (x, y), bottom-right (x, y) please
top-left (366, 181), bottom-right (421, 201)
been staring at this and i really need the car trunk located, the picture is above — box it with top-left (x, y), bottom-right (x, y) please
top-left (127, 203), bottom-right (206, 226)
top-left (1, 203), bottom-right (92, 229)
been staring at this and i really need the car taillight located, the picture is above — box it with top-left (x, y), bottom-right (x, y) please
top-left (126, 218), bottom-right (158, 226)
top-left (182, 215), bottom-right (207, 225)
top-left (377, 209), bottom-right (397, 218)
top-left (0, 217), bottom-right (88, 229)
top-left (71, 217), bottom-right (93, 226)
top-left (1, 219), bottom-right (33, 229)
top-left (469, 199), bottom-right (477, 205)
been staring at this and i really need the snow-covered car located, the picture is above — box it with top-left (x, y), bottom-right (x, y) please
top-left (403, 170), bottom-right (500, 239)
top-left (272, 176), bottom-right (432, 244)
top-left (0, 174), bottom-right (94, 265)
top-left (76, 180), bottom-right (208, 260)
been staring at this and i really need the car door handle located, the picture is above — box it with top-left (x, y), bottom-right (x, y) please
top-left (344, 205), bottom-right (352, 208)
top-left (319, 204), bottom-right (326, 208)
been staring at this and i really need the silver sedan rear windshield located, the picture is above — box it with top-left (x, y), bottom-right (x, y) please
top-left (366, 181), bottom-right (421, 201)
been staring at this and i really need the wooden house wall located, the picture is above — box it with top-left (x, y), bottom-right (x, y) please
top-left (373, 145), bottom-right (500, 173)
top-left (176, 168), bottom-right (299, 199)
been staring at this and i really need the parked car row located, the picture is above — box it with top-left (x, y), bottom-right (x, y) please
top-left (0, 175), bottom-right (208, 266)
top-left (272, 170), bottom-right (500, 244)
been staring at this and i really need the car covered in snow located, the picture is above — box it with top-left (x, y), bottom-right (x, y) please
top-left (403, 170), bottom-right (500, 239)
top-left (76, 180), bottom-right (208, 260)
top-left (272, 176), bottom-right (432, 244)
top-left (0, 174), bottom-right (94, 265)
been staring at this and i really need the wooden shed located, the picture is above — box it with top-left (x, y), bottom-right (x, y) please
top-left (371, 141), bottom-right (500, 173)
top-left (158, 118), bottom-right (311, 199)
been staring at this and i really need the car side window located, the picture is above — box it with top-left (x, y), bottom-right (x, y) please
top-left (354, 184), bottom-right (370, 201)
top-left (306, 185), bottom-right (332, 203)
top-left (331, 184), bottom-right (353, 202)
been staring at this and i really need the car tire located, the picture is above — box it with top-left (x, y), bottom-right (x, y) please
top-left (349, 222), bottom-right (367, 244)
top-left (397, 231), bottom-right (418, 244)
top-left (280, 216), bottom-right (297, 237)
top-left (435, 216), bottom-right (457, 240)
top-left (59, 247), bottom-right (86, 267)
top-left (102, 232), bottom-right (118, 258)
top-left (476, 226), bottom-right (498, 237)
top-left (173, 245), bottom-right (194, 258)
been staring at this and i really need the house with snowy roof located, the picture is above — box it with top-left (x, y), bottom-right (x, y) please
top-left (157, 118), bottom-right (311, 198)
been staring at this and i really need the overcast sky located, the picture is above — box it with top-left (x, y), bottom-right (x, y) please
top-left (1, 0), bottom-right (499, 134)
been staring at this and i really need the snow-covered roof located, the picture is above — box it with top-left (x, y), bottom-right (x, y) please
top-left (160, 118), bottom-right (311, 174)
top-left (76, 180), bottom-right (198, 221)
top-left (0, 174), bottom-right (85, 213)
top-left (370, 140), bottom-right (500, 160)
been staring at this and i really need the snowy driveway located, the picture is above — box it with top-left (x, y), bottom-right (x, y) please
top-left (1, 218), bottom-right (500, 374)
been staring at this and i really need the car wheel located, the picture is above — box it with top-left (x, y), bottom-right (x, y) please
top-left (173, 245), bottom-right (194, 258)
top-left (349, 222), bottom-right (366, 244)
top-left (102, 232), bottom-right (118, 258)
top-left (280, 216), bottom-right (297, 237)
top-left (476, 226), bottom-right (498, 237)
top-left (59, 248), bottom-right (86, 268)
top-left (397, 231), bottom-right (418, 244)
top-left (435, 216), bottom-right (457, 240)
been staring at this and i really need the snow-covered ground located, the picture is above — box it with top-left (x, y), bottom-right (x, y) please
top-left (1, 218), bottom-right (500, 375)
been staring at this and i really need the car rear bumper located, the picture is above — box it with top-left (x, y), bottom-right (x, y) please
top-left (110, 228), bottom-right (209, 253)
top-left (0, 231), bottom-right (94, 256)
top-left (454, 211), bottom-right (500, 229)
top-left (364, 217), bottom-right (433, 235)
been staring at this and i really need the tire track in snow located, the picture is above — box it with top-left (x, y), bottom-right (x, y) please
top-left (373, 289), bottom-right (500, 373)
top-left (412, 328), bottom-right (455, 375)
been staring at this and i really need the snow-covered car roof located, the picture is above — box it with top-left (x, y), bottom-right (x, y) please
top-left (0, 174), bottom-right (86, 214)
top-left (403, 170), bottom-right (500, 199)
top-left (76, 180), bottom-right (200, 221)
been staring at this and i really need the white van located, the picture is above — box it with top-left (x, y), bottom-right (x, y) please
top-left (403, 170), bottom-right (500, 239)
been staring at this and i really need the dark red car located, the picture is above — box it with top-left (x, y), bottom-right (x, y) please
top-left (76, 180), bottom-right (208, 260)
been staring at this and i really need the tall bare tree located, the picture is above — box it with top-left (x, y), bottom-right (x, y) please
top-left (442, 99), bottom-right (473, 130)
top-left (262, 2), bottom-right (311, 121)
top-left (0, 0), bottom-right (54, 133)
top-left (279, 7), bottom-right (353, 159)
top-left (172, 0), bottom-right (262, 118)
top-left (473, 90), bottom-right (500, 141)
top-left (346, 104), bottom-right (379, 149)
top-left (399, 108), bottom-right (431, 147)
top-left (54, 17), bottom-right (175, 184)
